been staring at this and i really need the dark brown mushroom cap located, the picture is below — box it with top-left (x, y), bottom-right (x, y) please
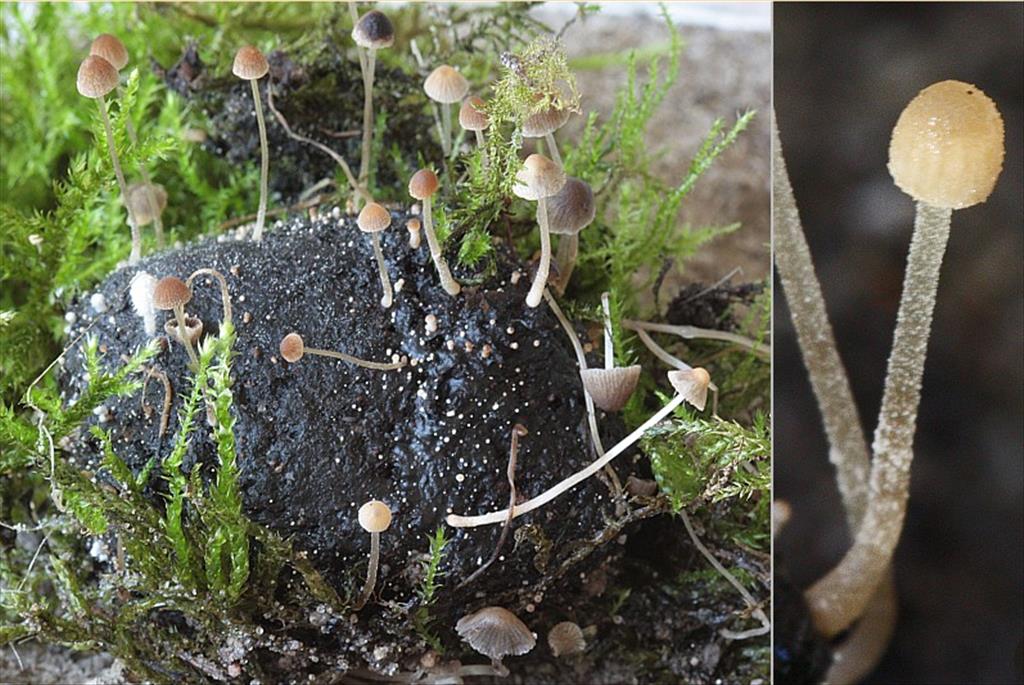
top-left (547, 621), bottom-right (586, 657)
top-left (279, 333), bottom-right (305, 363)
top-left (89, 33), bottom-right (128, 71)
top-left (126, 182), bottom-right (168, 226)
top-left (546, 177), bottom-right (596, 235)
top-left (459, 95), bottom-right (490, 131)
top-left (357, 203), bottom-right (392, 233)
top-left (455, 607), bottom-right (536, 661)
top-left (152, 276), bottom-right (192, 310)
top-left (408, 169), bottom-right (439, 200)
top-left (352, 10), bottom-right (395, 49)
top-left (424, 65), bottom-right (469, 104)
top-left (522, 105), bottom-right (571, 138)
top-left (232, 45), bottom-right (269, 80)
top-left (580, 365), bottom-right (642, 412)
top-left (76, 55), bottom-right (119, 99)
top-left (668, 367), bottom-right (711, 411)
top-left (512, 154), bottom-right (566, 201)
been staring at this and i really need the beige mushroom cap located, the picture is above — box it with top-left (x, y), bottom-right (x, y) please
top-left (358, 500), bottom-right (393, 533)
top-left (408, 169), bottom-right (439, 200)
top-left (357, 203), bottom-right (392, 233)
top-left (152, 276), bottom-right (192, 310)
top-left (547, 621), bottom-right (586, 657)
top-left (668, 367), bottom-right (712, 411)
top-left (522, 105), bottom-right (571, 138)
top-left (546, 177), bottom-right (596, 236)
top-left (456, 606), bottom-right (536, 661)
top-left (424, 65), bottom-right (469, 104)
top-left (459, 95), bottom-right (490, 131)
top-left (580, 365), bottom-right (642, 412)
top-left (126, 182), bottom-right (168, 226)
top-left (279, 332), bottom-right (305, 363)
top-left (77, 55), bottom-right (119, 99)
top-left (90, 34), bottom-right (129, 72)
top-left (512, 154), bottom-right (566, 201)
top-left (232, 45), bottom-right (269, 80)
top-left (888, 80), bottom-right (1004, 209)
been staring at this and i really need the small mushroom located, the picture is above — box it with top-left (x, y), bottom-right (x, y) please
top-left (186, 268), bottom-right (233, 326)
top-left (459, 95), bottom-right (490, 163)
top-left (77, 55), bottom-right (142, 264)
top-left (667, 367), bottom-right (712, 411)
top-left (278, 333), bottom-right (405, 371)
top-left (579, 293), bottom-right (640, 411)
top-left (409, 169), bottom-right (460, 295)
top-left (424, 65), bottom-right (470, 157)
top-left (164, 314), bottom-right (204, 350)
top-left (353, 499), bottom-right (392, 610)
top-left (523, 103), bottom-right (571, 166)
top-left (547, 621), bottom-right (586, 657)
top-left (456, 606), bottom-right (535, 668)
top-left (406, 217), bottom-right (422, 249)
top-left (88, 33), bottom-right (128, 71)
top-left (126, 182), bottom-right (168, 229)
top-left (232, 46), bottom-right (271, 241)
top-left (356, 202), bottom-right (394, 308)
top-left (153, 276), bottom-right (199, 367)
top-left (129, 271), bottom-right (158, 336)
top-left (352, 9), bottom-right (395, 187)
top-left (513, 154), bottom-right (567, 307)
top-left (547, 177), bottom-right (596, 295)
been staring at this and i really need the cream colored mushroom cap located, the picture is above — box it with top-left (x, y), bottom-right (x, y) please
top-left (522, 105), bottom-right (571, 138)
top-left (126, 182), bottom-right (168, 226)
top-left (77, 55), bottom-right (119, 99)
top-left (232, 45), bottom-right (269, 80)
top-left (888, 80), bottom-right (1004, 209)
top-left (667, 367), bottom-right (711, 411)
top-left (580, 365), bottom-right (642, 412)
top-left (424, 65), bottom-right (469, 104)
top-left (358, 500), bottom-right (392, 533)
top-left (547, 621), bottom-right (586, 657)
top-left (357, 202), bottom-right (392, 233)
top-left (90, 33), bottom-right (129, 71)
top-left (459, 95), bottom-right (490, 131)
top-left (456, 606), bottom-right (536, 661)
top-left (512, 154), bottom-right (566, 201)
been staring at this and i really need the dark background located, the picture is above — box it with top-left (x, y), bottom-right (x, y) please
top-left (773, 3), bottom-right (1023, 683)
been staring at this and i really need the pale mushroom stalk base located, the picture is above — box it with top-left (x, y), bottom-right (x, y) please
top-left (422, 198), bottom-right (461, 295)
top-left (358, 49), bottom-right (377, 187)
top-left (304, 346), bottom-right (405, 371)
top-left (119, 85), bottom-right (164, 247)
top-left (171, 305), bottom-right (199, 368)
top-left (544, 131), bottom-right (562, 166)
top-left (353, 531), bottom-right (380, 610)
top-left (98, 96), bottom-right (142, 265)
top-left (805, 202), bottom-right (952, 638)
top-left (370, 231), bottom-right (393, 308)
top-left (554, 233), bottom-right (578, 295)
top-left (525, 196), bottom-right (552, 308)
top-left (825, 570), bottom-right (898, 685)
top-left (251, 78), bottom-right (270, 241)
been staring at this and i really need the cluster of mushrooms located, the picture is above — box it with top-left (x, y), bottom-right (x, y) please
top-left (74, 8), bottom-right (742, 675)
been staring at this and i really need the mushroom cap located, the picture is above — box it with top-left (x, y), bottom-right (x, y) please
top-left (580, 365), bottom-right (642, 412)
top-left (546, 177), bottom-right (596, 235)
top-left (152, 276), bottom-right (192, 310)
top-left (455, 607), bottom-right (536, 661)
top-left (279, 332), bottom-right (305, 363)
top-left (126, 182), bottom-right (168, 226)
top-left (424, 65), bottom-right (469, 104)
top-left (358, 500), bottom-right (393, 533)
top-left (547, 621), bottom-right (586, 657)
top-left (357, 202), bottom-right (392, 233)
top-left (888, 80), bottom-right (1004, 209)
top-left (232, 45), bottom-right (269, 80)
top-left (667, 367), bottom-right (711, 411)
top-left (522, 105), bottom-right (571, 138)
top-left (76, 55), bottom-right (119, 99)
top-left (352, 10), bottom-right (395, 49)
top-left (459, 95), bottom-right (490, 131)
top-left (406, 217), bottom-right (422, 232)
top-left (165, 314), bottom-right (204, 347)
top-left (408, 169), bottom-right (439, 200)
top-left (512, 154), bottom-right (566, 201)
top-left (89, 33), bottom-right (129, 71)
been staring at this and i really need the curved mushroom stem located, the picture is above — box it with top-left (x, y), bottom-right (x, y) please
top-left (554, 233), bottom-right (578, 296)
top-left (250, 78), bottom-right (270, 241)
top-left (369, 232), bottom-right (393, 308)
top-left (186, 268), bottom-right (233, 326)
top-left (421, 197), bottom-right (461, 295)
top-left (805, 201), bottom-right (952, 638)
top-left (353, 530), bottom-right (380, 610)
top-left (358, 48), bottom-right (377, 187)
top-left (621, 319), bottom-right (769, 359)
top-left (825, 570), bottom-right (898, 685)
top-left (118, 85), bottom-right (164, 248)
top-left (171, 304), bottom-right (199, 368)
top-left (304, 346), bottom-right (406, 371)
top-left (97, 96), bottom-right (141, 264)
top-left (544, 132), bottom-right (562, 166)
top-left (525, 196), bottom-right (552, 308)
top-left (631, 327), bottom-right (719, 417)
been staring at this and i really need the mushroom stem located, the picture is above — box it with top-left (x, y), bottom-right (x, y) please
top-left (825, 571), bottom-right (898, 685)
top-left (421, 197), bottom-right (461, 295)
top-left (805, 201), bottom-right (952, 638)
top-left (474, 129), bottom-right (487, 166)
top-left (601, 292), bottom-right (614, 370)
top-left (186, 268), bottom-right (233, 326)
top-left (544, 132), bottom-right (562, 166)
top-left (622, 319), bottom-right (769, 359)
top-left (370, 231), bottom-right (393, 308)
top-left (172, 304), bottom-right (199, 368)
top-left (303, 346), bottom-right (405, 371)
top-left (358, 48), bottom-right (377, 187)
top-left (353, 530), bottom-right (380, 610)
top-left (553, 234), bottom-right (578, 296)
top-left (440, 101), bottom-right (453, 158)
top-left (250, 78), bottom-right (270, 241)
top-left (117, 85), bottom-right (164, 248)
top-left (97, 96), bottom-right (142, 264)
top-left (631, 328), bottom-right (719, 416)
top-left (525, 196), bottom-right (552, 308)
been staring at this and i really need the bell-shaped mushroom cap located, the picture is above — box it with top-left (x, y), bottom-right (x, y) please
top-left (89, 34), bottom-right (129, 71)
top-left (459, 95), bottom-right (490, 132)
top-left (408, 169), bottom-right (439, 200)
top-left (522, 105), bottom-right (571, 138)
top-left (358, 500), bottom-right (393, 533)
top-left (456, 607), bottom-right (536, 662)
top-left (126, 182), bottom-right (168, 226)
top-left (546, 177), bottom-right (596, 236)
top-left (668, 367), bottom-right (712, 411)
top-left (580, 365), bottom-right (642, 412)
top-left (357, 202), bottom-right (392, 233)
top-left (424, 65), bottom-right (470, 104)
top-left (232, 45), bottom-right (269, 80)
top-left (512, 154), bottom-right (566, 201)
top-left (152, 276), bottom-right (192, 311)
top-left (888, 80), bottom-right (1004, 209)
top-left (352, 10), bottom-right (395, 49)
top-left (279, 332), bottom-right (305, 363)
top-left (77, 55), bottom-right (119, 99)
top-left (547, 621), bottom-right (586, 657)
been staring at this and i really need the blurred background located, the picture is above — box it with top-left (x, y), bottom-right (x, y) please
top-left (774, 3), bottom-right (1023, 683)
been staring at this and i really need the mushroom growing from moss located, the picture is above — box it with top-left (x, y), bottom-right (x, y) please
top-left (523, 103), bottom-right (571, 166)
top-left (459, 95), bottom-right (490, 162)
top-left (547, 177), bottom-right (596, 295)
top-left (456, 606), bottom-right (535, 673)
top-left (352, 9), bottom-right (394, 188)
top-left (408, 169), bottom-right (460, 295)
top-left (232, 45), bottom-right (270, 241)
top-left (579, 293), bottom-right (641, 412)
top-left (153, 276), bottom-right (198, 367)
top-left (513, 154), bottom-right (566, 307)
top-left (667, 367), bottom-right (712, 412)
top-left (126, 182), bottom-right (167, 234)
top-left (77, 54), bottom-right (142, 264)
top-left (279, 333), bottom-right (405, 371)
top-left (356, 202), bottom-right (394, 308)
top-left (353, 499), bottom-right (391, 610)
top-left (424, 65), bottom-right (469, 157)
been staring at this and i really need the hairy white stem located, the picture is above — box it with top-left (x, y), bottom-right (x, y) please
top-left (601, 292), bottom-right (614, 370)
top-left (98, 97), bottom-right (141, 264)
top-left (359, 49), bottom-right (377, 187)
top-left (544, 131), bottom-right (562, 166)
top-left (251, 79), bottom-right (270, 241)
top-left (370, 231), bottom-right (393, 308)
top-left (525, 196), bottom-right (552, 308)
top-left (824, 571), bottom-right (898, 685)
top-left (622, 319), bottom-right (769, 359)
top-left (421, 198), bottom-right (461, 295)
top-left (305, 346), bottom-right (405, 371)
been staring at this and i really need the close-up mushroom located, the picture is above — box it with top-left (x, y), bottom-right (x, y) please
top-left (152, 275), bottom-right (198, 367)
top-left (351, 9), bottom-right (395, 188)
top-left (512, 153), bottom-right (566, 307)
top-left (353, 499), bottom-right (392, 610)
top-left (455, 606), bottom-right (536, 672)
top-left (578, 292), bottom-right (641, 412)
top-left (278, 332), bottom-right (405, 371)
top-left (546, 176), bottom-right (595, 295)
top-left (458, 95), bottom-right (490, 162)
top-left (232, 45), bottom-right (270, 241)
top-left (423, 64), bottom-right (469, 157)
top-left (408, 168), bottom-right (460, 295)
top-left (356, 201), bottom-right (394, 307)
